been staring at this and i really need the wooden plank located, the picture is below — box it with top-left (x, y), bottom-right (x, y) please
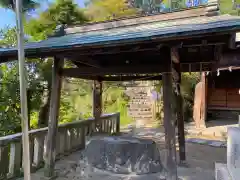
top-left (227, 103), bottom-right (240, 108)
top-left (44, 57), bottom-right (64, 177)
top-left (208, 107), bottom-right (240, 110)
top-left (162, 72), bottom-right (177, 180)
top-left (171, 47), bottom-right (185, 162)
top-left (116, 113), bottom-right (120, 133)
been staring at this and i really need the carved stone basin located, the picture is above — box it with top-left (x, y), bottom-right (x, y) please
top-left (83, 136), bottom-right (163, 175)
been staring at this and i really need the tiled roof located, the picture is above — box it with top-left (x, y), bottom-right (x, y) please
top-left (1, 14), bottom-right (240, 59)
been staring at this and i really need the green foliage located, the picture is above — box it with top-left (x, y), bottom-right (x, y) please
top-left (0, 0), bottom-right (39, 12)
top-left (84, 0), bottom-right (137, 22)
top-left (26, 0), bottom-right (88, 40)
top-left (154, 73), bottom-right (200, 123)
top-left (181, 73), bottom-right (200, 121)
top-left (0, 0), bottom-right (139, 136)
top-left (0, 27), bottom-right (17, 47)
top-left (220, 0), bottom-right (238, 15)
top-left (60, 79), bottom-right (93, 123)
top-left (102, 83), bottom-right (132, 126)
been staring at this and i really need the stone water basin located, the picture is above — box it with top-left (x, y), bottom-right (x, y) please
top-left (83, 136), bottom-right (163, 175)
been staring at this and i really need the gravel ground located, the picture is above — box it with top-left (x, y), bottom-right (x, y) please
top-left (20, 129), bottom-right (226, 180)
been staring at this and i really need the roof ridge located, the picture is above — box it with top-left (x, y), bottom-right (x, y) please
top-left (64, 7), bottom-right (208, 35)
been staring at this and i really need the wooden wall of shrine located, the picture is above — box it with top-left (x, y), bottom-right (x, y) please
top-left (207, 70), bottom-right (240, 110)
top-left (207, 70), bottom-right (240, 120)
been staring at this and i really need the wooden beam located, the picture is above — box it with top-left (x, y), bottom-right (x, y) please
top-left (171, 47), bottom-right (186, 163)
top-left (66, 56), bottom-right (101, 68)
top-left (162, 72), bottom-right (177, 179)
top-left (228, 33), bottom-right (236, 50)
top-left (44, 57), bottom-right (63, 177)
top-left (0, 33), bottom-right (229, 64)
top-left (61, 74), bottom-right (162, 81)
top-left (211, 45), bottom-right (222, 72)
top-left (101, 75), bottom-right (162, 81)
top-left (64, 47), bottom-right (160, 56)
top-left (60, 63), bottom-right (216, 78)
top-left (60, 65), bottom-right (170, 76)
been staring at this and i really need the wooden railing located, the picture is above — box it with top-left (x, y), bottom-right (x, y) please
top-left (0, 112), bottom-right (120, 179)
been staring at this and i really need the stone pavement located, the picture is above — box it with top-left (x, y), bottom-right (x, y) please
top-left (17, 129), bottom-right (226, 180)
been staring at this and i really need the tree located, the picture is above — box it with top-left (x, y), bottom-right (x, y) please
top-left (0, 27), bottom-right (44, 134)
top-left (220, 0), bottom-right (238, 15)
top-left (0, 0), bottom-right (38, 12)
top-left (26, 0), bottom-right (88, 41)
top-left (25, 0), bottom-right (88, 127)
top-left (84, 0), bottom-right (138, 22)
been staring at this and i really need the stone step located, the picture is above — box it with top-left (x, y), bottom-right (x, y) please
top-left (128, 102), bottom-right (152, 107)
top-left (126, 93), bottom-right (149, 97)
top-left (128, 92), bottom-right (148, 95)
top-left (126, 89), bottom-right (150, 92)
top-left (130, 99), bottom-right (151, 102)
top-left (131, 115), bottom-right (153, 119)
top-left (129, 104), bottom-right (151, 108)
top-left (128, 108), bottom-right (152, 111)
top-left (132, 97), bottom-right (150, 100)
top-left (128, 111), bottom-right (152, 114)
top-left (128, 110), bottom-right (152, 113)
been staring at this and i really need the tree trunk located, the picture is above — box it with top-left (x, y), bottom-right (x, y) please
top-left (38, 84), bottom-right (51, 128)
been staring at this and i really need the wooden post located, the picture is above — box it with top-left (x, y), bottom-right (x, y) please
top-left (44, 57), bottom-right (63, 177)
top-left (171, 47), bottom-right (186, 162)
top-left (162, 72), bottom-right (178, 180)
top-left (116, 112), bottom-right (120, 133)
top-left (93, 79), bottom-right (102, 118)
top-left (92, 79), bottom-right (102, 132)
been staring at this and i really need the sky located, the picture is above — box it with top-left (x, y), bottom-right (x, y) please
top-left (0, 0), bottom-right (85, 29)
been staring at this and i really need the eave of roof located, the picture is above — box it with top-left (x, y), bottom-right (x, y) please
top-left (1, 13), bottom-right (240, 61)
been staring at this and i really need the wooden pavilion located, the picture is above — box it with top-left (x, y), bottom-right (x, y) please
top-left (1, 1), bottom-right (240, 179)
top-left (194, 42), bottom-right (240, 128)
